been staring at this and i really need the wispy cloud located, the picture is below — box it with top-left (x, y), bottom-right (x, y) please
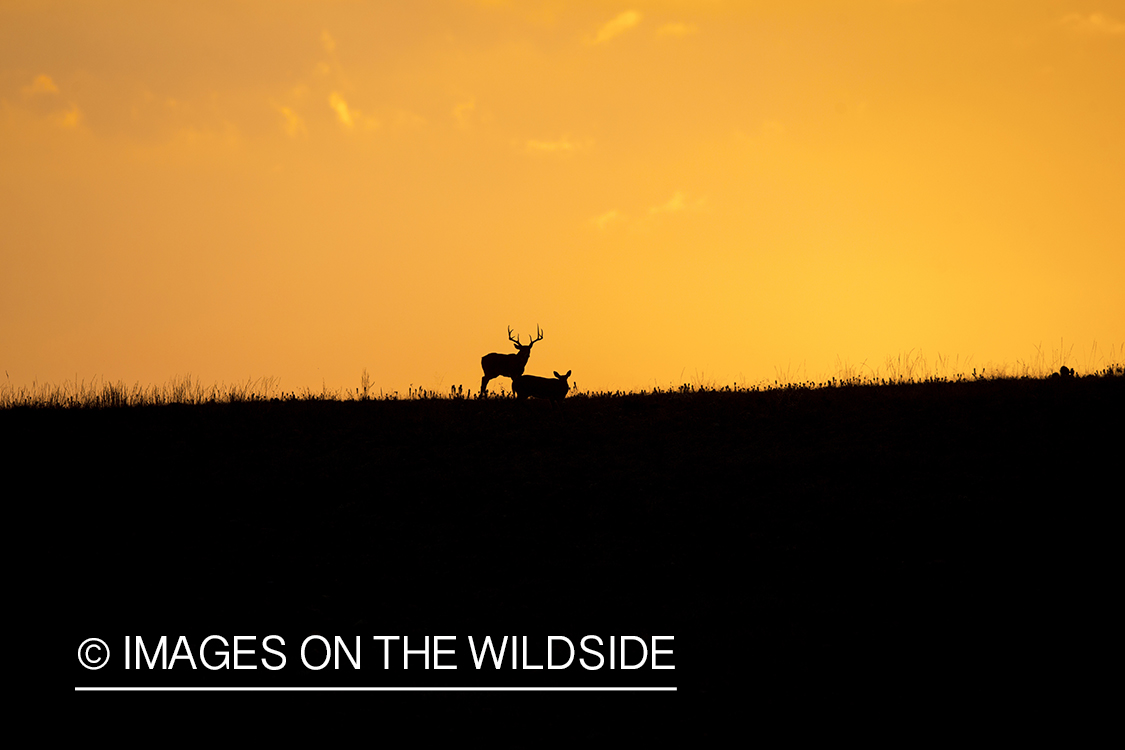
top-left (525, 136), bottom-right (580, 154)
top-left (592, 210), bottom-right (621, 229)
top-left (389, 109), bottom-right (427, 129)
top-left (276, 106), bottom-right (306, 137)
top-left (453, 97), bottom-right (475, 127)
top-left (18, 75), bottom-right (82, 129)
top-left (329, 92), bottom-right (353, 127)
top-left (656, 22), bottom-right (697, 39)
top-left (649, 191), bottom-right (687, 215)
top-left (590, 10), bottom-right (642, 45)
top-left (328, 92), bottom-right (379, 131)
top-left (22, 74), bottom-right (59, 95)
top-left (317, 29), bottom-right (353, 90)
top-left (56, 105), bottom-right (82, 129)
top-left (1060, 12), bottom-right (1125, 36)
top-left (326, 93), bottom-right (378, 133)
top-left (652, 192), bottom-right (702, 215)
top-left (591, 192), bottom-right (704, 230)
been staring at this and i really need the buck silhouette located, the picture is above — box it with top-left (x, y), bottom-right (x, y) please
top-left (480, 326), bottom-right (543, 395)
top-left (512, 370), bottom-right (571, 401)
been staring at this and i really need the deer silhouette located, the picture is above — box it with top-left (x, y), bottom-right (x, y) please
top-left (480, 326), bottom-right (543, 395)
top-left (512, 370), bottom-right (571, 401)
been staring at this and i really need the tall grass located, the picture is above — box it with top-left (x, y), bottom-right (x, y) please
top-left (831, 340), bottom-right (1125, 386)
top-left (0, 371), bottom-right (483, 408)
top-left (4, 342), bottom-right (1122, 409)
top-left (0, 374), bottom-right (283, 409)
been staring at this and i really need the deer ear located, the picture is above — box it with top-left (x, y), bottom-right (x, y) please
top-left (564, 370), bottom-right (571, 378)
top-left (554, 371), bottom-right (560, 378)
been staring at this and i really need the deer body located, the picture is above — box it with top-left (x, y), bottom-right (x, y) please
top-left (481, 326), bottom-right (543, 395)
top-left (512, 370), bottom-right (571, 401)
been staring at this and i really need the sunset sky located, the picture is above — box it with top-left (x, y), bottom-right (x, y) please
top-left (3, 0), bottom-right (1123, 395)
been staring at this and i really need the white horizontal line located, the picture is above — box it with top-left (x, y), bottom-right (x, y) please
top-left (76, 686), bottom-right (676, 692)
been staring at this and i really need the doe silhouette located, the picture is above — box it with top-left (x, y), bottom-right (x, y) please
top-left (480, 326), bottom-right (543, 395)
top-left (513, 370), bottom-right (571, 401)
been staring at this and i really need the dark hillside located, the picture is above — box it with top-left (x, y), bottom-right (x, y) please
top-left (42, 374), bottom-right (1122, 722)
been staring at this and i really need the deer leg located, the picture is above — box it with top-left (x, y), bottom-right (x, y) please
top-left (481, 375), bottom-right (491, 395)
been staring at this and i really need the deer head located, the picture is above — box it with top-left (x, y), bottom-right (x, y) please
top-left (509, 325), bottom-right (543, 354)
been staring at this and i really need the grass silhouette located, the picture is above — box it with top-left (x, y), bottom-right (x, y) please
top-left (7, 342), bottom-right (1122, 408)
top-left (44, 346), bottom-right (1123, 718)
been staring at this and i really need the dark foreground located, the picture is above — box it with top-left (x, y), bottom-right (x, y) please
top-left (42, 375), bottom-right (1120, 730)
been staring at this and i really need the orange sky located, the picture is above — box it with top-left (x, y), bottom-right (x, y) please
top-left (3, 0), bottom-right (1123, 394)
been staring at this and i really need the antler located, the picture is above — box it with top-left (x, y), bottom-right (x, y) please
top-left (508, 326), bottom-right (520, 345)
top-left (531, 325), bottom-right (544, 344)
